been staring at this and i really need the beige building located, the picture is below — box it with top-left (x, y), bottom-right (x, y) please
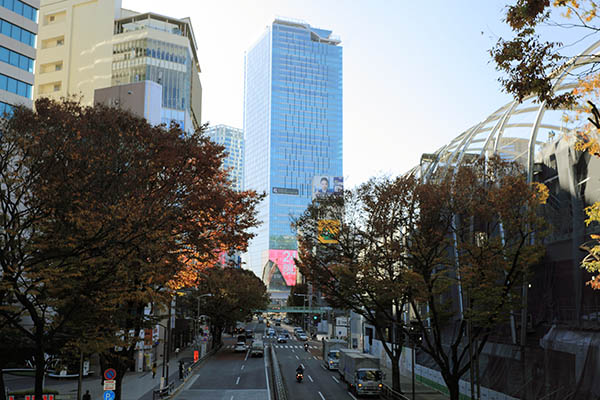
top-left (34, 0), bottom-right (201, 130)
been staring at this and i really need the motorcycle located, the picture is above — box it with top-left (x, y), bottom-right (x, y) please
top-left (296, 372), bottom-right (303, 382)
top-left (304, 343), bottom-right (308, 352)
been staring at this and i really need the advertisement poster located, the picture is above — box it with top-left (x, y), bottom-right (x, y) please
top-left (312, 176), bottom-right (343, 199)
top-left (268, 249), bottom-right (298, 286)
top-left (318, 219), bottom-right (340, 244)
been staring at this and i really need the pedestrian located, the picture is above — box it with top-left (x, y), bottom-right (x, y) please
top-left (152, 362), bottom-right (157, 379)
top-left (178, 361), bottom-right (184, 381)
top-left (83, 390), bottom-right (91, 400)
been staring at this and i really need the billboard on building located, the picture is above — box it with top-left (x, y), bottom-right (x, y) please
top-left (318, 219), bottom-right (340, 244)
top-left (312, 176), bottom-right (343, 200)
top-left (268, 249), bottom-right (298, 286)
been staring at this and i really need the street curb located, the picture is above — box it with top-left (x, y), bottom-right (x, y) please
top-left (160, 344), bottom-right (222, 400)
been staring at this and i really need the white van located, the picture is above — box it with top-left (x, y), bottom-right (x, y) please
top-left (250, 340), bottom-right (264, 357)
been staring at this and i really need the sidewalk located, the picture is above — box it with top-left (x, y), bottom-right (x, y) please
top-left (381, 364), bottom-right (449, 400)
top-left (29, 347), bottom-right (198, 400)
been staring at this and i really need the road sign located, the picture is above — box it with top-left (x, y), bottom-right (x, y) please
top-left (103, 380), bottom-right (116, 391)
top-left (103, 391), bottom-right (115, 400)
top-left (104, 368), bottom-right (117, 380)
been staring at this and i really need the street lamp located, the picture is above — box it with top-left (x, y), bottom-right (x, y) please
top-left (195, 293), bottom-right (213, 346)
top-left (295, 293), bottom-right (309, 331)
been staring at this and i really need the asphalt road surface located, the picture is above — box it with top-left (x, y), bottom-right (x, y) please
top-left (268, 327), bottom-right (358, 400)
top-left (175, 320), bottom-right (362, 400)
top-left (175, 322), bottom-right (270, 400)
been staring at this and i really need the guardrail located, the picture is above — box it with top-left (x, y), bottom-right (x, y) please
top-left (381, 384), bottom-right (410, 400)
top-left (269, 345), bottom-right (288, 400)
top-left (152, 382), bottom-right (174, 400)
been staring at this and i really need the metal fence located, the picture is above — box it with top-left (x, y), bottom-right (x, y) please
top-left (269, 345), bottom-right (287, 400)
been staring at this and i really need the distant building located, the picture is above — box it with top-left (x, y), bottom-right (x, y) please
top-left (0, 0), bottom-right (39, 113)
top-left (243, 18), bottom-right (343, 286)
top-left (94, 80), bottom-right (162, 126)
top-left (34, 0), bottom-right (201, 131)
top-left (206, 125), bottom-right (244, 192)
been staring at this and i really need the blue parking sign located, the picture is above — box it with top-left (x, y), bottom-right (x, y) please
top-left (103, 391), bottom-right (115, 400)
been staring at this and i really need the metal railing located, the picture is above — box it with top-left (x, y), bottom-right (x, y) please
top-left (381, 384), bottom-right (410, 400)
top-left (269, 345), bottom-right (287, 400)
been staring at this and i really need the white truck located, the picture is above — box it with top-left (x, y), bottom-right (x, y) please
top-left (322, 339), bottom-right (347, 370)
top-left (339, 349), bottom-right (383, 396)
top-left (250, 339), bottom-right (264, 357)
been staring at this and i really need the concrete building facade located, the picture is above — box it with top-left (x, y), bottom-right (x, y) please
top-left (34, 0), bottom-right (201, 131)
top-left (0, 0), bottom-right (39, 113)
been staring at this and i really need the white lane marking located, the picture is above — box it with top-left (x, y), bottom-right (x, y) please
top-left (264, 348), bottom-right (271, 400)
top-left (332, 376), bottom-right (339, 383)
top-left (230, 396), bottom-right (234, 400)
top-left (295, 355), bottom-right (299, 360)
top-left (241, 365), bottom-right (245, 370)
top-left (244, 350), bottom-right (249, 361)
top-left (318, 392), bottom-right (325, 400)
top-left (300, 363), bottom-right (305, 369)
top-left (236, 376), bottom-right (240, 385)
top-left (313, 356), bottom-right (318, 360)
top-left (321, 365), bottom-right (327, 371)
top-left (308, 374), bottom-right (314, 382)
top-left (348, 392), bottom-right (358, 400)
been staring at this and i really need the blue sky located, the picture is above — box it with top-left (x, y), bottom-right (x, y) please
top-left (122, 0), bottom-right (579, 188)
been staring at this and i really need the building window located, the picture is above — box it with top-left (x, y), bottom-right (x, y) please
top-left (0, 73), bottom-right (32, 98)
top-left (2, 0), bottom-right (38, 22)
top-left (0, 19), bottom-right (36, 47)
top-left (0, 46), bottom-right (34, 73)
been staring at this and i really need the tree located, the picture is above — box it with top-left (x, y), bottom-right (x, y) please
top-left (294, 177), bottom-right (415, 393)
top-left (187, 267), bottom-right (269, 347)
top-left (491, 0), bottom-right (600, 289)
top-left (0, 98), bottom-right (262, 400)
top-left (403, 157), bottom-right (547, 400)
top-left (286, 284), bottom-right (308, 326)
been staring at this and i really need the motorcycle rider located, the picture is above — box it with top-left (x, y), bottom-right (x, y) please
top-left (296, 364), bottom-right (304, 375)
top-left (304, 343), bottom-right (309, 351)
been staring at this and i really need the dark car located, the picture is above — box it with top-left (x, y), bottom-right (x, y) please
top-left (245, 329), bottom-right (254, 338)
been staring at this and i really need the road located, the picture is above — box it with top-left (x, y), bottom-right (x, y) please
top-left (175, 322), bottom-right (270, 400)
top-left (175, 320), bottom-right (361, 400)
top-left (267, 329), bottom-right (357, 400)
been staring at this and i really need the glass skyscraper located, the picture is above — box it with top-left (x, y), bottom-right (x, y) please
top-left (243, 18), bottom-right (343, 284)
top-left (207, 124), bottom-right (244, 192)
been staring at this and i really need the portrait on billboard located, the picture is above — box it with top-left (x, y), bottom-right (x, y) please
top-left (312, 176), bottom-right (343, 200)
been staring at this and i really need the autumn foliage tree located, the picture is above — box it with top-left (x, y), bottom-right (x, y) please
top-left (0, 98), bottom-right (262, 400)
top-left (186, 267), bottom-right (269, 347)
top-left (403, 158), bottom-right (547, 400)
top-left (294, 178), bottom-right (415, 393)
top-left (492, 0), bottom-right (600, 289)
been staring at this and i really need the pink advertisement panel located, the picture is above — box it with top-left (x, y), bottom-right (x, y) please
top-left (269, 249), bottom-right (298, 286)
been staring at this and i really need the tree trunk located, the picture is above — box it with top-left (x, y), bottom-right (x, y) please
top-left (115, 371), bottom-right (123, 400)
top-left (0, 366), bottom-right (6, 400)
top-left (77, 350), bottom-right (83, 400)
top-left (446, 378), bottom-right (460, 400)
top-left (391, 355), bottom-right (402, 393)
top-left (33, 345), bottom-right (45, 400)
top-left (102, 350), bottom-right (131, 400)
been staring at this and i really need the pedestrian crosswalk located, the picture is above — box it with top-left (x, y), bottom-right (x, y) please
top-left (224, 344), bottom-right (319, 350)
